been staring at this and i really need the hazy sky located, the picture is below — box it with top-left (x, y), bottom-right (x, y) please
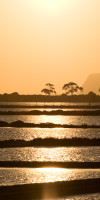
top-left (0, 0), bottom-right (100, 94)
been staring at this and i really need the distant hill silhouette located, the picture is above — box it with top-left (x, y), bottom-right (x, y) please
top-left (83, 73), bottom-right (100, 94)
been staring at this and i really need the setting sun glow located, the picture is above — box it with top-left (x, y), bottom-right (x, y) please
top-left (0, 0), bottom-right (100, 94)
top-left (37, 0), bottom-right (61, 9)
top-left (34, 0), bottom-right (66, 17)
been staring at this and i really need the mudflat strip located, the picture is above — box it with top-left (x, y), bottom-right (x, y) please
top-left (0, 120), bottom-right (100, 128)
top-left (0, 110), bottom-right (100, 115)
top-left (0, 138), bottom-right (100, 148)
top-left (0, 161), bottom-right (100, 168)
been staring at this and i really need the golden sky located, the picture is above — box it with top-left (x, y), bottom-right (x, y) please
top-left (0, 0), bottom-right (100, 94)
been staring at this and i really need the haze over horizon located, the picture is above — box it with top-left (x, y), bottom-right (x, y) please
top-left (1, 0), bottom-right (100, 94)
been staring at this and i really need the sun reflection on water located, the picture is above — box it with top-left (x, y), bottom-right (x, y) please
top-left (38, 167), bottom-right (70, 173)
top-left (31, 115), bottom-right (70, 125)
top-left (31, 168), bottom-right (71, 183)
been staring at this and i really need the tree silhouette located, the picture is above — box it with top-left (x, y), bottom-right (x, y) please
top-left (87, 91), bottom-right (96, 105)
top-left (41, 83), bottom-right (56, 95)
top-left (62, 82), bottom-right (83, 95)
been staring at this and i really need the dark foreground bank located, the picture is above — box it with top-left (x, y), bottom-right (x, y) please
top-left (0, 178), bottom-right (100, 199)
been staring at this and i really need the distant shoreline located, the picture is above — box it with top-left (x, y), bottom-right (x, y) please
top-left (0, 92), bottom-right (100, 103)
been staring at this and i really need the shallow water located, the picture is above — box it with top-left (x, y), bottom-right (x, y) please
top-left (0, 103), bottom-right (100, 199)
top-left (64, 193), bottom-right (100, 200)
top-left (0, 127), bottom-right (100, 141)
top-left (0, 147), bottom-right (100, 162)
top-left (0, 168), bottom-right (100, 186)
top-left (0, 115), bottom-right (100, 125)
top-left (1, 127), bottom-right (100, 141)
top-left (1, 102), bottom-right (99, 106)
